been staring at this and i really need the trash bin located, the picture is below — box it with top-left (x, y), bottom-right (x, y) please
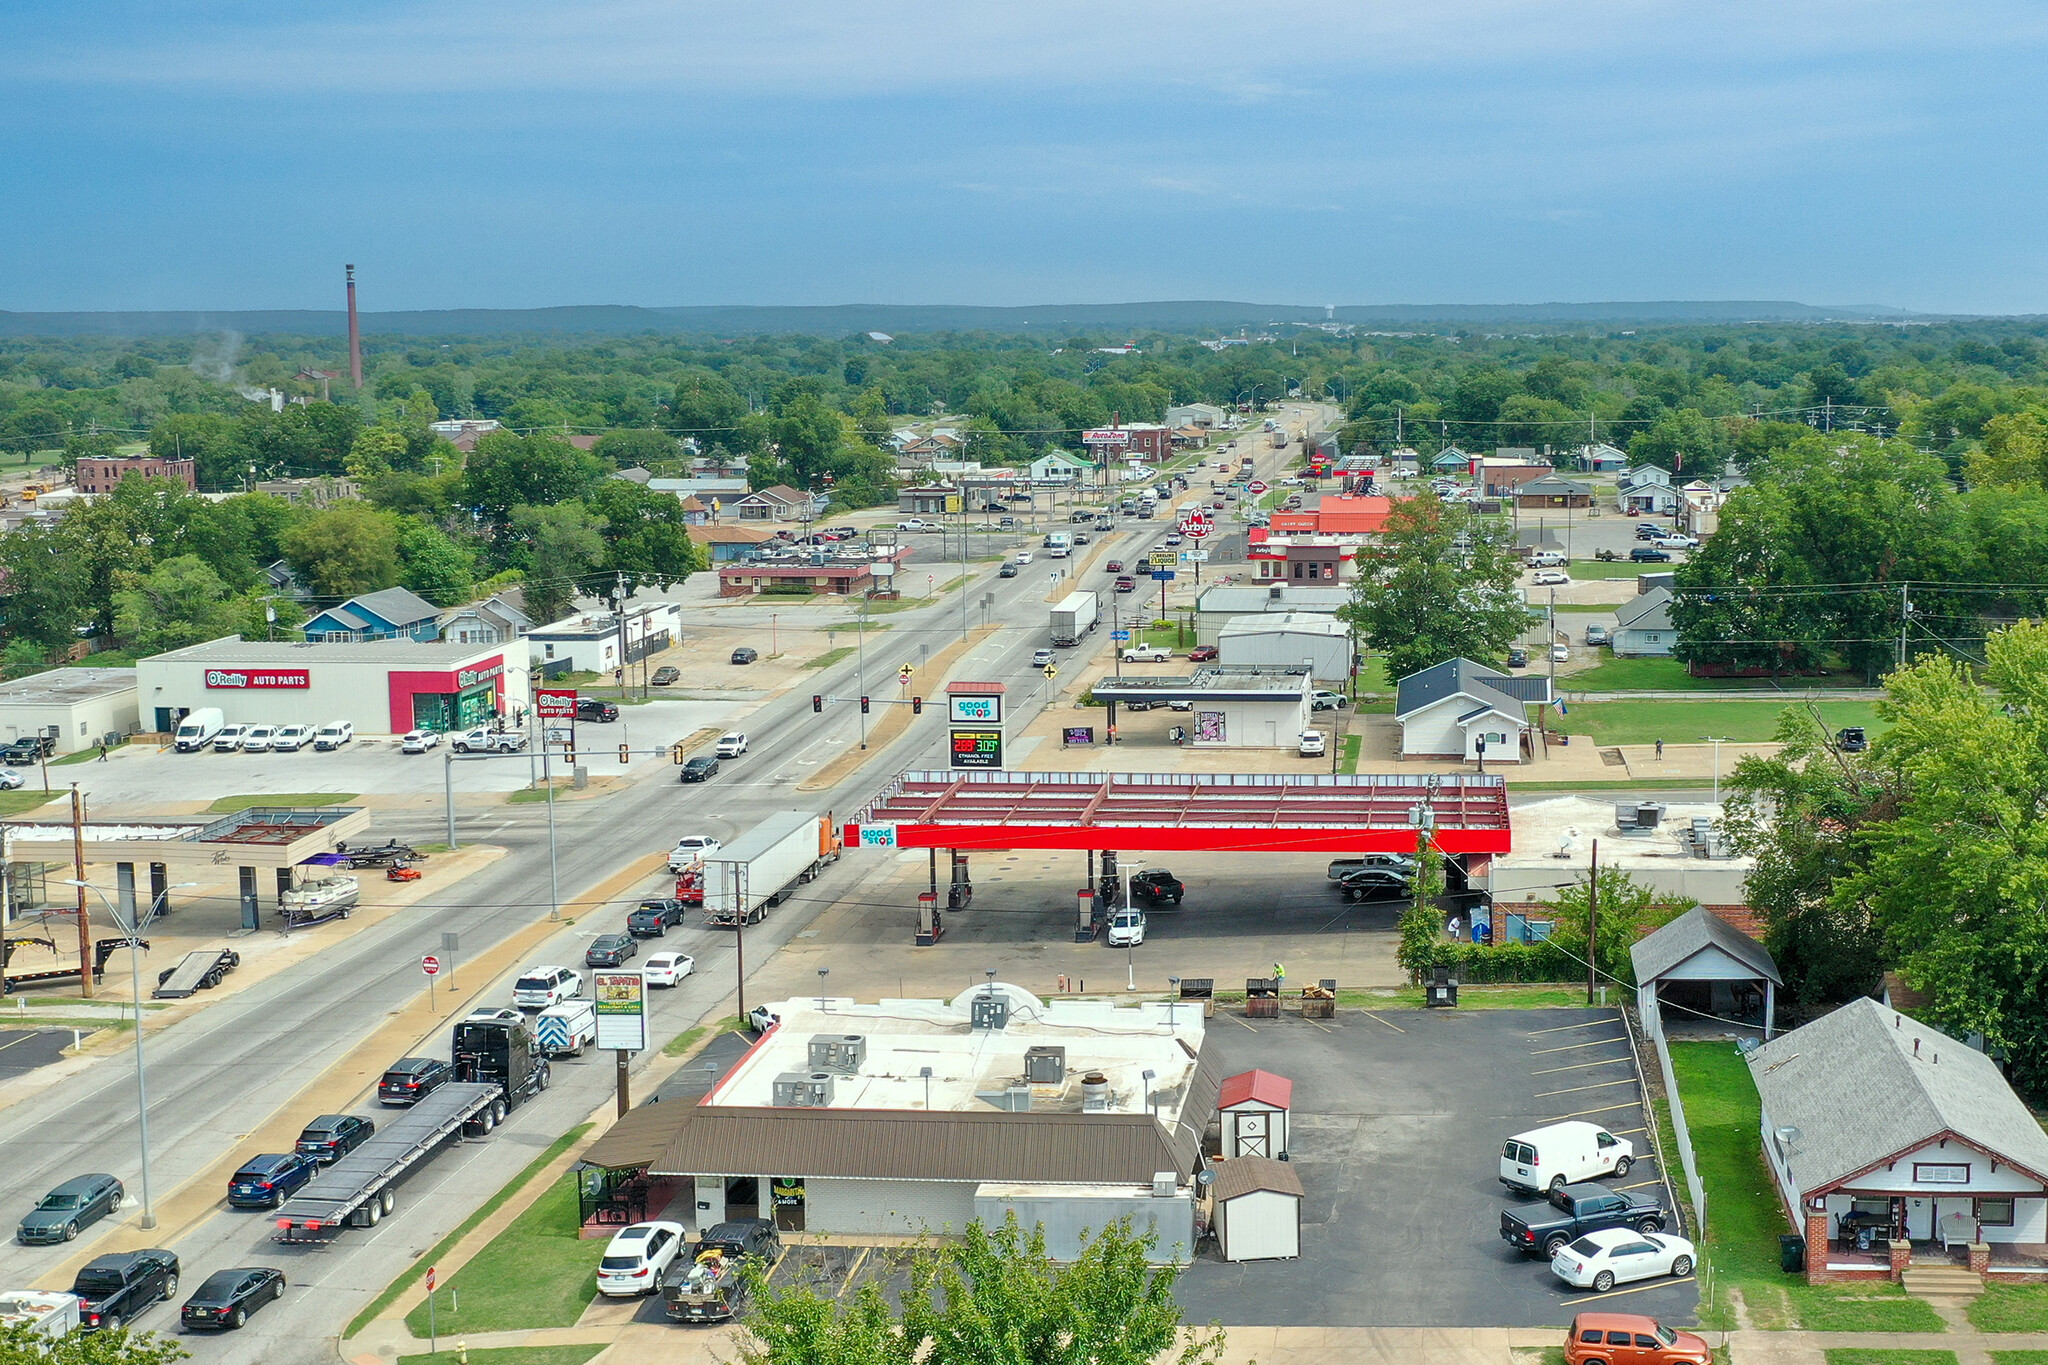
top-left (1779, 1234), bottom-right (1806, 1273)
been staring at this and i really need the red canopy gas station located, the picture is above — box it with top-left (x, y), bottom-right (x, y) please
top-left (845, 769), bottom-right (1512, 944)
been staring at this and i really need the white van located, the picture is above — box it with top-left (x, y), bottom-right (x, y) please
top-left (1499, 1120), bottom-right (1635, 1193)
top-left (312, 721), bottom-right (354, 751)
top-left (534, 999), bottom-right (598, 1057)
top-left (173, 708), bottom-right (225, 753)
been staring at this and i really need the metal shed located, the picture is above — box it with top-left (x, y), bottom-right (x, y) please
top-left (1218, 1069), bottom-right (1293, 1159)
top-left (1210, 1155), bottom-right (1304, 1261)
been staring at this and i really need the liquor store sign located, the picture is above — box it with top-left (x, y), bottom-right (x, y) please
top-left (205, 668), bottom-right (310, 689)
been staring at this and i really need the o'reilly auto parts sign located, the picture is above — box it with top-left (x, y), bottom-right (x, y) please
top-left (205, 669), bottom-right (310, 689)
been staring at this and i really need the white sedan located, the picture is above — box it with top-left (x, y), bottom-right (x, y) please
top-left (596, 1220), bottom-right (687, 1297)
top-left (400, 729), bottom-right (441, 753)
top-left (643, 952), bottom-right (696, 987)
top-left (1551, 1228), bottom-right (1696, 1292)
top-left (1530, 569), bottom-right (1570, 586)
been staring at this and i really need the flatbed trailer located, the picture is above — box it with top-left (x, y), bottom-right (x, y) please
top-left (272, 1082), bottom-right (503, 1242)
top-left (152, 948), bottom-right (240, 999)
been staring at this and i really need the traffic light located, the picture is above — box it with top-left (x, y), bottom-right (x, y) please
top-left (618, 744), bottom-right (630, 764)
top-left (812, 694), bottom-right (823, 713)
top-left (911, 696), bottom-right (923, 715)
top-left (860, 696), bottom-right (871, 714)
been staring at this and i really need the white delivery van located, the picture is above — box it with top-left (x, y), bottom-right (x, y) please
top-left (173, 708), bottom-right (226, 753)
top-left (312, 720), bottom-right (354, 751)
top-left (534, 999), bottom-right (598, 1057)
top-left (1499, 1120), bottom-right (1635, 1193)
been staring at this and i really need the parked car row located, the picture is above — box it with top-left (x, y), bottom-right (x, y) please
top-left (209, 720), bottom-right (353, 753)
top-left (1495, 1121), bottom-right (1695, 1298)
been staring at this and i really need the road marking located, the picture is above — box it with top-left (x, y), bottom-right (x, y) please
top-left (1617, 1179), bottom-right (1664, 1191)
top-left (1532, 1057), bottom-right (1634, 1075)
top-left (1558, 1274), bottom-right (1695, 1306)
top-left (1535, 1077), bottom-right (1638, 1098)
top-left (1547, 1101), bottom-right (1646, 1120)
top-left (1228, 1015), bottom-right (1260, 1032)
top-left (0, 1032), bottom-right (45, 1056)
top-left (1531, 1035), bottom-right (1626, 1055)
top-left (1353, 1008), bottom-right (1406, 1034)
top-left (1526, 1016), bottom-right (1619, 1035)
top-left (1607, 1127), bottom-right (1648, 1137)
top-left (837, 1246), bottom-right (870, 1298)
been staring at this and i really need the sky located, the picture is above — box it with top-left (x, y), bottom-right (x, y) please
top-left (5, 1), bottom-right (2048, 314)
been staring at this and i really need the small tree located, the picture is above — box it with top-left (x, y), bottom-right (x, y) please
top-left (1544, 867), bottom-right (1692, 989)
top-left (0, 1321), bottom-right (188, 1363)
top-left (739, 1214), bottom-right (1225, 1365)
top-left (1396, 827), bottom-right (1448, 983)
top-left (1338, 492), bottom-right (1527, 682)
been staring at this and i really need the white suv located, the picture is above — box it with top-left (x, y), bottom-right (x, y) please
top-left (715, 732), bottom-right (748, 758)
top-left (511, 966), bottom-right (582, 1010)
top-left (596, 1221), bottom-right (685, 1297)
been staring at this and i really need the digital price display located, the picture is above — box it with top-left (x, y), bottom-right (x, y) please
top-left (949, 728), bottom-right (1004, 769)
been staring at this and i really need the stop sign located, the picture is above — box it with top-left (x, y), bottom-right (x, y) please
top-left (421, 955), bottom-right (441, 977)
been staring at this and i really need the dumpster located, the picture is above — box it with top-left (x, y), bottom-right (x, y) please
top-left (1245, 977), bottom-right (1278, 1019)
top-left (1779, 1234), bottom-right (1806, 1273)
top-left (1300, 979), bottom-right (1336, 1019)
top-left (1180, 977), bottom-right (1215, 1019)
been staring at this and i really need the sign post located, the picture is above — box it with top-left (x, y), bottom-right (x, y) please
top-left (426, 1266), bottom-right (437, 1353)
top-left (594, 971), bottom-right (647, 1117)
top-left (421, 954), bottom-right (440, 1011)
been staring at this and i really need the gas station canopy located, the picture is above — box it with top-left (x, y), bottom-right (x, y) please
top-left (847, 770), bottom-right (1510, 855)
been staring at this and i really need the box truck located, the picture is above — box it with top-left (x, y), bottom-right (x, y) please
top-left (1049, 590), bottom-right (1100, 648)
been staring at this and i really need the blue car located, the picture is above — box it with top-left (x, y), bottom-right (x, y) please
top-left (227, 1154), bottom-right (315, 1210)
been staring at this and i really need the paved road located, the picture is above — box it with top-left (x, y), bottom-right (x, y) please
top-left (0, 476), bottom-right (1238, 1361)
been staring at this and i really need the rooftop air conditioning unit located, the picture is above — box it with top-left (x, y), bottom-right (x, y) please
top-left (1023, 1045), bottom-right (1066, 1085)
top-left (807, 1034), bottom-right (867, 1074)
top-left (970, 994), bottom-right (1011, 1031)
top-left (772, 1072), bottom-right (835, 1108)
top-left (1152, 1171), bottom-right (1178, 1198)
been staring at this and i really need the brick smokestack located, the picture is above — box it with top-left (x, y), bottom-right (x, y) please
top-left (345, 263), bottom-right (362, 390)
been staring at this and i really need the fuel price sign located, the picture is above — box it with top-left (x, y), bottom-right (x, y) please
top-left (949, 728), bottom-right (1004, 769)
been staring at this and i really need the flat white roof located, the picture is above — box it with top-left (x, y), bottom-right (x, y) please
top-left (716, 984), bottom-right (1206, 1126)
top-left (1496, 796), bottom-right (1753, 871)
top-left (0, 666), bottom-right (136, 706)
top-left (139, 636), bottom-right (508, 666)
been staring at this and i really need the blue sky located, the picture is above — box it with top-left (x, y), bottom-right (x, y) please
top-left (6, 1), bottom-right (2047, 313)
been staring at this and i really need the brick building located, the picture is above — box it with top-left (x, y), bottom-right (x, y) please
top-left (76, 455), bottom-right (195, 494)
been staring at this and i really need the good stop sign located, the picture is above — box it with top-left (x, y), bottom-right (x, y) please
top-left (421, 955), bottom-right (441, 977)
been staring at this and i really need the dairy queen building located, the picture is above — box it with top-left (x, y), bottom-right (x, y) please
top-left (135, 636), bottom-right (530, 737)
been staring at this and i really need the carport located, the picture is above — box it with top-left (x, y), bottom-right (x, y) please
top-left (1629, 905), bottom-right (1780, 1041)
top-left (846, 770), bottom-right (1511, 943)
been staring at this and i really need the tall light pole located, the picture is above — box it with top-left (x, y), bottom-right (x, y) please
top-left (60, 876), bottom-right (196, 1231)
top-left (1701, 736), bottom-right (1730, 805)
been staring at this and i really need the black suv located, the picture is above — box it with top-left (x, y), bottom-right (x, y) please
top-left (627, 899), bottom-right (686, 937)
top-left (586, 933), bottom-right (638, 967)
top-left (295, 1114), bottom-right (375, 1165)
top-left (576, 698), bottom-right (620, 723)
top-left (680, 755), bottom-right (720, 783)
top-left (71, 1249), bottom-right (179, 1333)
top-left (1629, 546), bottom-right (1672, 563)
top-left (378, 1056), bottom-right (451, 1106)
top-left (1129, 870), bottom-right (1184, 905)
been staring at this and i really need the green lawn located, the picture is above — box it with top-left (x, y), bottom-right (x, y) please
top-left (1558, 558), bottom-right (1676, 580)
top-left (1560, 656), bottom-right (1856, 691)
top-left (207, 792), bottom-right (359, 813)
top-left (1555, 699), bottom-right (1885, 747)
top-left (0, 790), bottom-right (62, 816)
top-left (402, 1169), bottom-right (600, 1336)
top-left (1990, 1353), bottom-right (2048, 1364)
top-left (1669, 1041), bottom-right (1947, 1333)
top-left (400, 1349), bottom-right (605, 1365)
top-left (1972, 1285), bottom-right (2048, 1332)
top-left (1824, 1353), bottom-right (1959, 1365)
top-left (803, 646), bottom-right (856, 669)
top-left (1383, 984), bottom-right (1589, 1008)
top-left (1336, 734), bottom-right (1363, 775)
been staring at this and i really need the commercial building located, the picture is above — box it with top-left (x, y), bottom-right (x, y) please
top-left (1248, 495), bottom-right (1395, 583)
top-left (527, 604), bottom-right (682, 678)
top-left (717, 545), bottom-right (913, 598)
top-left (1217, 613), bottom-right (1352, 680)
top-left (135, 636), bottom-right (528, 736)
top-left (75, 454), bottom-right (195, 495)
top-left (1193, 583), bottom-right (1350, 646)
top-left (0, 667), bottom-right (139, 754)
top-left (1091, 666), bottom-right (1312, 748)
top-left (1479, 795), bottom-right (1754, 919)
top-left (582, 984), bottom-right (1215, 1255)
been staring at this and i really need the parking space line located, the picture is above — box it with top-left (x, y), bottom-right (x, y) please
top-left (1617, 1179), bottom-right (1664, 1191)
top-left (763, 1250), bottom-right (790, 1285)
top-left (1228, 1015), bottom-right (1260, 1032)
top-left (1535, 1078), bottom-right (1638, 1098)
top-left (1531, 1057), bottom-right (1633, 1075)
top-left (1559, 1275), bottom-right (1695, 1306)
top-left (1531, 1036), bottom-right (1626, 1055)
top-left (1608, 1127), bottom-right (1647, 1137)
top-left (1353, 1009), bottom-right (1405, 1034)
top-left (1547, 1101), bottom-right (1645, 1120)
top-left (837, 1246), bottom-right (870, 1298)
top-left (1526, 1017), bottom-right (1619, 1035)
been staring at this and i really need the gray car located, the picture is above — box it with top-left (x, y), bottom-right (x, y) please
top-left (1585, 624), bottom-right (1611, 646)
top-left (19, 1173), bottom-right (123, 1244)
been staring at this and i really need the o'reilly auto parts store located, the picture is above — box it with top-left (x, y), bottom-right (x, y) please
top-left (137, 637), bottom-right (530, 736)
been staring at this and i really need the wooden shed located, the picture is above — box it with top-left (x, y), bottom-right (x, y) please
top-left (1218, 1069), bottom-right (1293, 1159)
top-left (1210, 1155), bottom-right (1304, 1261)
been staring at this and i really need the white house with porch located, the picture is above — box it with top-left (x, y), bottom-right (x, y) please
top-left (1749, 997), bottom-right (2048, 1285)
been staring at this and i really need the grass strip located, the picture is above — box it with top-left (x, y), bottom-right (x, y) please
top-left (402, 1154), bottom-right (602, 1335)
top-left (662, 1016), bottom-right (742, 1057)
top-left (1971, 1285), bottom-right (2048, 1332)
top-left (803, 646), bottom-right (857, 669)
top-left (400, 1348), bottom-right (605, 1365)
top-left (0, 791), bottom-right (64, 816)
top-left (344, 1123), bottom-right (592, 1340)
top-left (1823, 1352), bottom-right (1960, 1365)
top-left (207, 792), bottom-right (358, 814)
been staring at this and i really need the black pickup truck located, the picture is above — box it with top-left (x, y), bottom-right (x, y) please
top-left (1500, 1181), bottom-right (1665, 1256)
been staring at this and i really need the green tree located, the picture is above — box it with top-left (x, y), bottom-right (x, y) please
top-left (584, 481), bottom-right (700, 592)
top-left (510, 502), bottom-right (607, 623)
top-left (60, 429), bottom-right (123, 472)
top-left (281, 503), bottom-right (403, 597)
top-left (0, 522), bottom-right (86, 651)
top-left (1338, 492), bottom-right (1528, 682)
top-left (1967, 409), bottom-right (2048, 488)
top-left (1625, 407), bottom-right (1722, 474)
top-left (738, 1214), bottom-right (1222, 1365)
top-left (396, 521), bottom-right (476, 607)
top-left (462, 432), bottom-right (607, 528)
top-left (345, 426), bottom-right (410, 481)
top-left (148, 412), bottom-right (245, 491)
top-left (1396, 829), bottom-right (1449, 983)
top-left (0, 1321), bottom-right (188, 1363)
top-left (591, 429), bottom-right (680, 470)
top-left (112, 555), bottom-right (242, 653)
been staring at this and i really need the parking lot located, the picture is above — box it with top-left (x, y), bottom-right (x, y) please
top-left (1176, 1007), bottom-right (1694, 1328)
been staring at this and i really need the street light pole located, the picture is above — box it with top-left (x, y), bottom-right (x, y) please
top-left (60, 877), bottom-right (195, 1231)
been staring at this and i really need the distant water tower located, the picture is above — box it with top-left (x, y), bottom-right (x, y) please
top-left (1324, 303), bottom-right (1335, 321)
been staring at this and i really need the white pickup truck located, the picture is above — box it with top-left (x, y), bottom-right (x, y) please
top-left (1121, 644), bottom-right (1172, 663)
top-left (452, 728), bottom-right (527, 753)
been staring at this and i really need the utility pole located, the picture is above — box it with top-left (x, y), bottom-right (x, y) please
top-left (1898, 585), bottom-right (1911, 673)
top-left (1586, 840), bottom-right (1600, 1006)
top-left (70, 785), bottom-right (90, 998)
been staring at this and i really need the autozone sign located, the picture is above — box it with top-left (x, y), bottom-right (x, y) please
top-left (1082, 428), bottom-right (1132, 446)
top-left (205, 669), bottom-right (309, 689)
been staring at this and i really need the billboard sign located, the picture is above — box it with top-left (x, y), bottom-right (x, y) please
top-left (1082, 428), bottom-right (1132, 446)
top-left (947, 694), bottom-right (1002, 724)
top-left (535, 688), bottom-right (577, 719)
top-left (593, 971), bottom-right (647, 1051)
top-left (204, 669), bottom-right (310, 689)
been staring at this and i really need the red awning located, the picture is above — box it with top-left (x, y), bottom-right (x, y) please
top-left (846, 771), bottom-right (1510, 855)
